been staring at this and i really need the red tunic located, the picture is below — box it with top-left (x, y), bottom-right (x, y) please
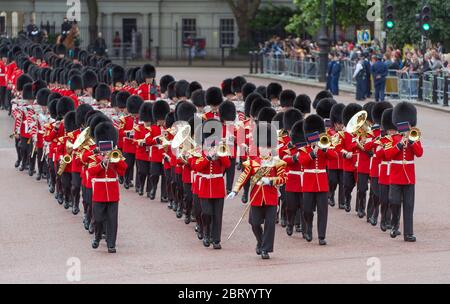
top-left (299, 146), bottom-right (338, 193)
top-left (134, 124), bottom-right (152, 162)
top-left (283, 146), bottom-right (304, 193)
top-left (340, 131), bottom-right (357, 172)
top-left (88, 155), bottom-right (127, 202)
top-left (192, 154), bottom-right (231, 199)
top-left (137, 83), bottom-right (160, 101)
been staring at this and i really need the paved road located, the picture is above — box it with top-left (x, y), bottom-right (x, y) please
top-left (0, 68), bottom-right (449, 284)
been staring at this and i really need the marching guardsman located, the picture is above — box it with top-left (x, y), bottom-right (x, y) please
top-left (174, 80), bottom-right (189, 103)
top-left (137, 64), bottom-right (160, 102)
top-left (19, 83), bottom-right (35, 172)
top-left (283, 120), bottom-right (306, 237)
top-left (300, 115), bottom-right (338, 245)
top-left (219, 100), bottom-right (237, 194)
top-left (203, 87), bottom-right (223, 120)
top-left (89, 122), bottom-right (128, 253)
top-left (341, 103), bottom-right (363, 213)
top-left (327, 103), bottom-right (346, 208)
top-left (228, 122), bottom-right (286, 259)
top-left (231, 76), bottom-right (247, 102)
top-left (114, 91), bottom-right (130, 152)
top-left (193, 119), bottom-right (231, 249)
top-left (67, 74), bottom-right (81, 107)
top-left (191, 89), bottom-right (206, 116)
top-left (279, 89), bottom-right (296, 112)
top-left (34, 88), bottom-right (52, 181)
top-left (94, 83), bottom-right (111, 109)
top-left (163, 112), bottom-right (176, 210)
top-left (60, 111), bottom-right (77, 210)
top-left (354, 102), bottom-right (375, 219)
top-left (386, 102), bottom-right (423, 242)
top-left (135, 102), bottom-right (153, 197)
top-left (375, 108), bottom-right (395, 232)
top-left (111, 65), bottom-right (126, 92)
top-left (294, 94), bottom-right (312, 117)
top-left (120, 95), bottom-right (142, 189)
top-left (266, 82), bottom-right (282, 109)
top-left (366, 101), bottom-right (393, 226)
top-left (221, 78), bottom-right (235, 101)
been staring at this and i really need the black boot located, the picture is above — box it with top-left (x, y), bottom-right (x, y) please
top-left (36, 173), bottom-right (42, 181)
top-left (92, 239), bottom-right (100, 249)
top-left (286, 225), bottom-right (293, 236)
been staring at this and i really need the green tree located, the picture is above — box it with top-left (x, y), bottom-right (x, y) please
top-left (86, 0), bottom-right (98, 45)
top-left (286, 0), bottom-right (368, 36)
top-left (225, 0), bottom-right (262, 48)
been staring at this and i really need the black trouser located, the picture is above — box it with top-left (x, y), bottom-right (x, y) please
top-left (174, 173), bottom-right (183, 209)
top-left (136, 160), bottom-right (151, 193)
top-left (48, 158), bottom-right (56, 189)
top-left (165, 168), bottom-right (174, 202)
top-left (390, 184), bottom-right (415, 235)
top-left (34, 148), bottom-right (45, 175)
top-left (15, 138), bottom-right (22, 163)
top-left (379, 184), bottom-right (391, 226)
top-left (328, 169), bottom-right (344, 206)
top-left (286, 191), bottom-right (305, 229)
top-left (183, 183), bottom-right (193, 217)
top-left (71, 172), bottom-right (82, 209)
top-left (85, 187), bottom-right (94, 225)
top-left (150, 162), bottom-right (166, 198)
top-left (123, 152), bottom-right (135, 185)
top-left (356, 173), bottom-right (369, 214)
top-left (200, 198), bottom-right (224, 244)
top-left (225, 157), bottom-right (236, 193)
top-left (61, 172), bottom-right (72, 202)
top-left (279, 185), bottom-right (286, 222)
top-left (303, 192), bottom-right (328, 240)
top-left (249, 205), bottom-right (277, 253)
top-left (193, 194), bottom-right (202, 232)
top-left (81, 185), bottom-right (87, 214)
top-left (93, 202), bottom-right (119, 248)
top-left (19, 136), bottom-right (32, 168)
top-left (7, 89), bottom-right (12, 115)
top-left (369, 177), bottom-right (380, 220)
top-left (0, 86), bottom-right (6, 109)
top-left (343, 171), bottom-right (356, 208)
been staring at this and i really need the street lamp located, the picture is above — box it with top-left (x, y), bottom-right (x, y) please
top-left (318, 0), bottom-right (330, 83)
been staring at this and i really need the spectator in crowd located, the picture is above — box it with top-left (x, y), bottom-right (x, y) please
top-left (113, 32), bottom-right (121, 57)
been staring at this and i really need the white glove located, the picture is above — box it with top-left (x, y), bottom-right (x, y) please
top-left (261, 177), bottom-right (271, 186)
top-left (226, 191), bottom-right (237, 200)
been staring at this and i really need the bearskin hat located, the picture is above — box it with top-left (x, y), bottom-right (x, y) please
top-left (142, 64), bottom-right (156, 79)
top-left (110, 91), bottom-right (119, 108)
top-left (175, 80), bottom-right (190, 98)
top-left (85, 110), bottom-right (101, 127)
top-left (16, 74), bottom-right (33, 91)
top-left (64, 111), bottom-right (77, 132)
top-left (283, 108), bottom-right (304, 132)
top-left (22, 83), bottom-right (34, 100)
top-left (32, 80), bottom-right (47, 98)
top-left (232, 76), bottom-right (247, 94)
top-left (76, 104), bottom-right (94, 127)
top-left (330, 103), bottom-right (345, 125)
top-left (160, 75), bottom-right (175, 94)
top-left (36, 88), bottom-right (51, 106)
top-left (55, 44), bottom-right (66, 56)
top-left (89, 113), bottom-right (110, 137)
top-left (266, 82), bottom-right (283, 100)
top-left (187, 81), bottom-right (202, 99)
top-left (69, 74), bottom-right (82, 91)
top-left (255, 85), bottom-right (267, 98)
top-left (94, 122), bottom-right (118, 147)
top-left (176, 101), bottom-right (197, 122)
top-left (316, 98), bottom-right (337, 119)
top-left (191, 89), bottom-right (206, 108)
top-left (111, 65), bottom-right (125, 85)
top-left (253, 122), bottom-right (277, 148)
top-left (0, 46), bottom-right (9, 58)
top-left (82, 69), bottom-right (98, 89)
top-left (279, 89), bottom-right (296, 108)
top-left (313, 90), bottom-right (333, 109)
top-left (272, 112), bottom-right (284, 130)
top-left (165, 112), bottom-right (176, 128)
top-left (342, 103), bottom-right (363, 126)
top-left (115, 91), bottom-right (130, 109)
top-left (205, 87), bottom-right (224, 107)
top-left (304, 114), bottom-right (326, 135)
top-left (250, 97), bottom-right (271, 119)
top-left (362, 102), bottom-right (376, 123)
top-left (372, 101), bottom-right (393, 125)
top-left (56, 96), bottom-right (75, 119)
top-left (381, 108), bottom-right (396, 131)
top-left (294, 94), bottom-right (311, 114)
top-left (139, 102), bottom-right (154, 123)
top-left (126, 96), bottom-right (143, 114)
top-left (291, 120), bottom-right (306, 146)
top-left (167, 81), bottom-right (177, 100)
top-left (48, 99), bottom-right (58, 119)
top-left (244, 92), bottom-right (261, 117)
top-left (221, 78), bottom-right (233, 97)
top-left (393, 102), bottom-right (417, 128)
top-left (48, 92), bottom-right (62, 105)
top-left (219, 100), bottom-right (237, 122)
top-left (242, 82), bottom-right (256, 101)
top-left (95, 83), bottom-right (111, 101)
top-left (258, 107), bottom-right (276, 123)
top-left (32, 46), bottom-right (44, 60)
top-left (152, 100), bottom-right (170, 122)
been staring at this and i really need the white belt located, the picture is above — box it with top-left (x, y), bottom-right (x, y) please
top-left (92, 178), bottom-right (118, 183)
top-left (380, 161), bottom-right (390, 165)
top-left (303, 169), bottom-right (326, 174)
top-left (0, 74), bottom-right (5, 76)
top-left (391, 160), bottom-right (414, 165)
top-left (288, 171), bottom-right (303, 176)
top-left (198, 173), bottom-right (223, 179)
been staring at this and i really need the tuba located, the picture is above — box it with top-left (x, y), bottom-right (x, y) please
top-left (73, 127), bottom-right (94, 150)
top-left (346, 110), bottom-right (370, 137)
top-left (57, 154), bottom-right (73, 176)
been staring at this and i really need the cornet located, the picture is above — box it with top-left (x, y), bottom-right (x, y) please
top-left (408, 127), bottom-right (421, 142)
top-left (317, 133), bottom-right (331, 149)
top-left (106, 149), bottom-right (125, 163)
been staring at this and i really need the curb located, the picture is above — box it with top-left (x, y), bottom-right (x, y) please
top-left (245, 73), bottom-right (450, 114)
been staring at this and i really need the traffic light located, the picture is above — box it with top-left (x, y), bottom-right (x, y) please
top-left (421, 5), bottom-right (431, 33)
top-left (384, 2), bottom-right (395, 30)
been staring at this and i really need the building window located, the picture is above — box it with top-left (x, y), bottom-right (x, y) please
top-left (11, 12), bottom-right (18, 37)
top-left (182, 18), bottom-right (196, 42)
top-left (220, 18), bottom-right (234, 47)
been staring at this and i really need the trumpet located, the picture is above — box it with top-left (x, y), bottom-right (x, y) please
top-left (57, 154), bottom-right (72, 176)
top-left (105, 149), bottom-right (125, 163)
top-left (216, 141), bottom-right (231, 157)
top-left (317, 133), bottom-right (331, 149)
top-left (408, 127), bottom-right (421, 142)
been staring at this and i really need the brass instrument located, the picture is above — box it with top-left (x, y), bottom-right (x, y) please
top-left (216, 141), bottom-right (231, 157)
top-left (106, 149), bottom-right (125, 163)
top-left (171, 124), bottom-right (197, 151)
top-left (66, 140), bottom-right (74, 155)
top-left (346, 110), bottom-right (370, 137)
top-left (73, 127), bottom-right (94, 150)
top-left (408, 127), bottom-right (421, 142)
top-left (317, 133), bottom-right (331, 149)
top-left (57, 154), bottom-right (73, 175)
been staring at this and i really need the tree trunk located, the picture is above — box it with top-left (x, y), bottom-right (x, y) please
top-left (226, 0), bottom-right (261, 48)
top-left (86, 0), bottom-right (98, 46)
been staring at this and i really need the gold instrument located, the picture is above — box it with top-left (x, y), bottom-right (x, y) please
top-left (277, 129), bottom-right (288, 138)
top-left (171, 124), bottom-right (197, 151)
top-left (73, 127), bottom-right (94, 150)
top-left (317, 133), bottom-right (331, 149)
top-left (66, 140), bottom-right (74, 155)
top-left (408, 127), bottom-right (421, 142)
top-left (346, 110), bottom-right (370, 137)
top-left (106, 149), bottom-right (125, 163)
top-left (57, 154), bottom-right (73, 176)
top-left (216, 141), bottom-right (231, 157)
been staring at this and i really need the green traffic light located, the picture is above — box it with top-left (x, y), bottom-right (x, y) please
top-left (422, 23), bottom-right (430, 31)
top-left (386, 21), bottom-right (395, 29)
